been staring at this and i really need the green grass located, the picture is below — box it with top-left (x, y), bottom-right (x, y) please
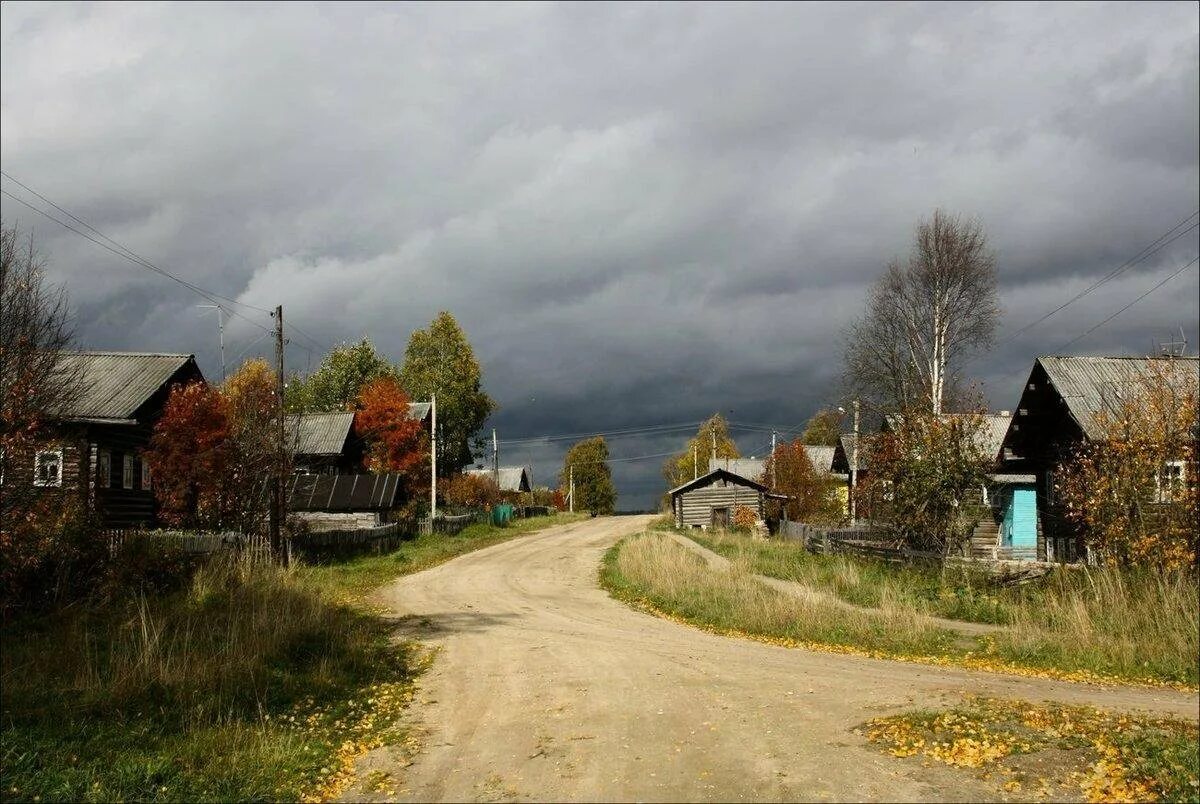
top-left (1, 512), bottom-right (578, 802)
top-left (606, 530), bottom-right (1200, 686)
top-left (298, 512), bottom-right (586, 600)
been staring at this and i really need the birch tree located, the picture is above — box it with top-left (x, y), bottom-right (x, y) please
top-left (844, 210), bottom-right (998, 415)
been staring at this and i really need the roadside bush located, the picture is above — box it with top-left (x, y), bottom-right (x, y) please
top-left (441, 472), bottom-right (501, 510)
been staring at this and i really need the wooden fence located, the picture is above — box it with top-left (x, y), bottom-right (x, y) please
top-left (105, 529), bottom-right (272, 561)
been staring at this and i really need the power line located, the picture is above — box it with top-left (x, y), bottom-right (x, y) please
top-left (0, 186), bottom-right (274, 336)
top-left (1053, 256), bottom-right (1198, 352)
top-left (500, 420), bottom-right (706, 445)
top-left (995, 210), bottom-right (1199, 347)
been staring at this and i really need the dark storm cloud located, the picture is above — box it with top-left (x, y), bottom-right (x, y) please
top-left (3, 2), bottom-right (1197, 509)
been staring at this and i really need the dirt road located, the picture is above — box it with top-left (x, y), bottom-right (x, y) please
top-left (349, 516), bottom-right (1197, 802)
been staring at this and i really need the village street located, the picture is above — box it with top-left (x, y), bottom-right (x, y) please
top-left (346, 517), bottom-right (1197, 803)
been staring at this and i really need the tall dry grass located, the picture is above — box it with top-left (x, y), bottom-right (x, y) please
top-left (1, 553), bottom-right (403, 727)
top-left (604, 532), bottom-right (962, 656)
top-left (667, 530), bottom-right (1200, 684)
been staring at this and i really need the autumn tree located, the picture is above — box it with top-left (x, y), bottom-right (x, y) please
top-left (145, 360), bottom-right (281, 533)
top-left (844, 210), bottom-right (998, 415)
top-left (285, 338), bottom-right (400, 413)
top-left (144, 381), bottom-right (233, 529)
top-left (561, 436), bottom-right (616, 515)
top-left (400, 312), bottom-right (494, 473)
top-left (868, 411), bottom-right (990, 555)
top-left (354, 376), bottom-right (428, 494)
top-left (0, 222), bottom-right (82, 604)
top-left (1057, 362), bottom-right (1198, 569)
top-left (800, 408), bottom-right (842, 446)
top-left (763, 438), bottom-right (844, 524)
top-left (662, 414), bottom-right (740, 489)
top-left (440, 472), bottom-right (501, 510)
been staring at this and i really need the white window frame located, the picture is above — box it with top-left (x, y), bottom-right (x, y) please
top-left (880, 479), bottom-right (895, 502)
top-left (122, 454), bottom-right (135, 490)
top-left (97, 449), bottom-right (111, 489)
top-left (141, 459), bottom-right (152, 491)
top-left (1156, 460), bottom-right (1186, 503)
top-left (34, 449), bottom-right (64, 487)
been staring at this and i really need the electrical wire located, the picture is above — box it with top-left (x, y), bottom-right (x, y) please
top-left (1052, 256), bottom-right (1198, 352)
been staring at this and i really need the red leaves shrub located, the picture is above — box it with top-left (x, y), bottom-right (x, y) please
top-left (441, 472), bottom-right (501, 510)
top-left (144, 381), bottom-right (232, 528)
top-left (355, 377), bottom-right (427, 485)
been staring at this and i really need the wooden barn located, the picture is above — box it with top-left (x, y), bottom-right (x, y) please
top-left (669, 468), bottom-right (784, 530)
top-left (4, 351), bottom-right (205, 528)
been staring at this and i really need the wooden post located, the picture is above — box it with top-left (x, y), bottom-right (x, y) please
top-left (430, 394), bottom-right (437, 525)
top-left (850, 399), bottom-right (860, 526)
top-left (270, 305), bottom-right (285, 562)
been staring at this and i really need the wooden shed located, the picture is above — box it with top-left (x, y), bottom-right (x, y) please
top-left (669, 468), bottom-right (781, 530)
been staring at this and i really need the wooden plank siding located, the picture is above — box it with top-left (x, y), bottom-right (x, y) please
top-left (675, 481), bottom-right (764, 529)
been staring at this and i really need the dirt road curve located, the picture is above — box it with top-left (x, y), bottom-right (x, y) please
top-left (349, 516), bottom-right (1197, 803)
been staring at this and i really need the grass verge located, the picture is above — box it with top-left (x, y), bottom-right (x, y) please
top-left (860, 697), bottom-right (1199, 802)
top-left (1, 513), bottom-right (578, 802)
top-left (603, 531), bottom-right (1199, 688)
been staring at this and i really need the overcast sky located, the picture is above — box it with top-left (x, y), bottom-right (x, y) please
top-left (3, 2), bottom-right (1197, 510)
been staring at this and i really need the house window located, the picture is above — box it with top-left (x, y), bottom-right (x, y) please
top-left (122, 455), bottom-right (135, 490)
top-left (34, 450), bottom-right (63, 487)
top-left (1156, 460), bottom-right (1187, 503)
top-left (97, 450), bottom-right (111, 488)
top-left (141, 459), bottom-right (152, 490)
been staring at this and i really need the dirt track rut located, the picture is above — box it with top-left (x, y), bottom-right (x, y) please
top-left (346, 516), bottom-right (1197, 802)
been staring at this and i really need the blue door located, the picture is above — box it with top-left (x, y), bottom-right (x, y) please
top-left (1002, 485), bottom-right (1037, 549)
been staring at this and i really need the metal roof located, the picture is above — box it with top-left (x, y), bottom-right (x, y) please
top-left (407, 402), bottom-right (431, 421)
top-left (802, 445), bottom-right (837, 473)
top-left (707, 457), bottom-right (765, 479)
top-left (287, 473), bottom-right (402, 511)
top-left (1037, 356), bottom-right (1199, 440)
top-left (838, 433), bottom-right (870, 471)
top-left (466, 466), bottom-right (531, 492)
top-left (286, 412), bottom-right (355, 456)
top-left (669, 467), bottom-right (769, 497)
top-left (57, 351), bottom-right (198, 420)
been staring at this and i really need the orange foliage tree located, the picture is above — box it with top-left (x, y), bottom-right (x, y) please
top-left (440, 472), bottom-right (501, 510)
top-left (1057, 362), bottom-right (1198, 569)
top-left (354, 376), bottom-right (427, 492)
top-left (763, 438), bottom-right (844, 524)
top-left (144, 360), bottom-right (281, 532)
top-left (144, 381), bottom-right (232, 529)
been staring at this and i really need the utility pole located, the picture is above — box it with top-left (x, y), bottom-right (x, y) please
top-left (430, 394), bottom-right (437, 526)
top-left (569, 464), bottom-right (574, 514)
top-left (493, 428), bottom-right (499, 483)
top-left (710, 428), bottom-right (716, 462)
top-left (693, 444), bottom-right (698, 480)
top-left (197, 305), bottom-right (226, 382)
top-left (270, 305), bottom-right (285, 562)
top-left (850, 398), bottom-right (860, 525)
top-left (770, 430), bottom-right (777, 489)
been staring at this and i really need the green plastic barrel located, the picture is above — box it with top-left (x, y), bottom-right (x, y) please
top-left (492, 503), bottom-right (514, 526)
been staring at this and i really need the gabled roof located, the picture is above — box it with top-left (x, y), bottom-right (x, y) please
top-left (407, 402), bottom-right (431, 422)
top-left (669, 467), bottom-right (769, 497)
top-left (466, 466), bottom-right (531, 492)
top-left (287, 411), bottom-right (355, 456)
top-left (707, 457), bottom-right (765, 480)
top-left (802, 445), bottom-right (837, 474)
top-left (57, 351), bottom-right (199, 421)
top-left (836, 432), bottom-right (868, 472)
top-left (1035, 356), bottom-right (1199, 440)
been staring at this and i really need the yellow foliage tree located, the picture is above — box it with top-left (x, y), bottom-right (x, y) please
top-left (662, 414), bottom-right (740, 489)
top-left (1057, 361), bottom-right (1198, 569)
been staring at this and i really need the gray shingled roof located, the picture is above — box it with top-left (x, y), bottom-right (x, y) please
top-left (57, 351), bottom-right (197, 421)
top-left (287, 412), bottom-right (355, 456)
top-left (669, 467), bottom-right (771, 497)
top-left (466, 466), bottom-right (531, 492)
top-left (1037, 355), bottom-right (1199, 440)
top-left (707, 457), bottom-right (766, 479)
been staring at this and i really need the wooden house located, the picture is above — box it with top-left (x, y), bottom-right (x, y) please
top-left (3, 351), bottom-right (204, 528)
top-left (287, 412), bottom-right (362, 474)
top-left (999, 355), bottom-right (1199, 562)
top-left (669, 468), bottom-right (785, 529)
